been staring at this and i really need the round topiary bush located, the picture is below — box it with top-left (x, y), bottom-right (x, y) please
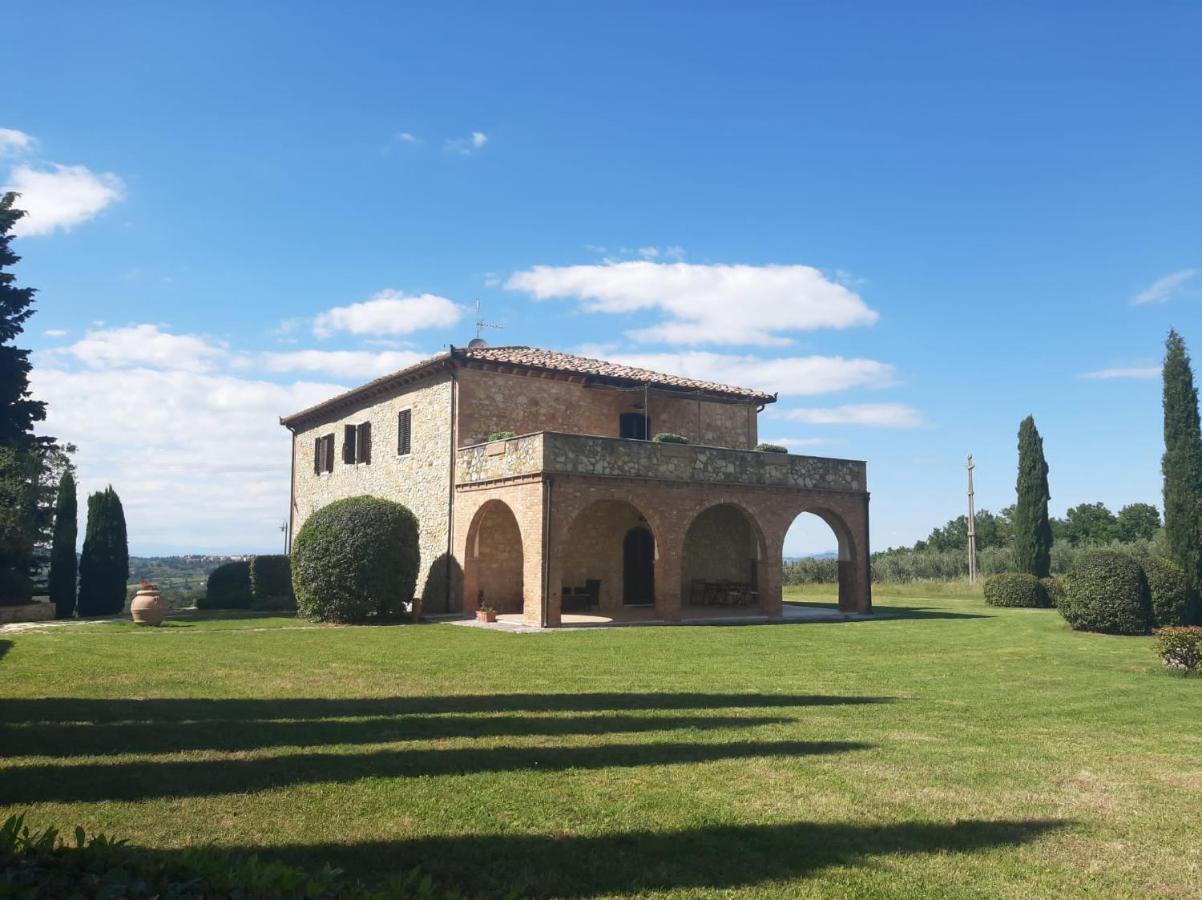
top-left (1141, 556), bottom-right (1191, 627)
top-left (983, 572), bottom-right (1048, 608)
top-left (291, 496), bottom-right (419, 623)
top-left (199, 560), bottom-right (252, 610)
top-left (1061, 550), bottom-right (1151, 635)
top-left (1040, 576), bottom-right (1066, 608)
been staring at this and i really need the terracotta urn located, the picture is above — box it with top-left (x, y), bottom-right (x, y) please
top-left (476, 609), bottom-right (497, 623)
top-left (131, 588), bottom-right (167, 626)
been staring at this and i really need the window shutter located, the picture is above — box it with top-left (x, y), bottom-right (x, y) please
top-left (398, 409), bottom-right (412, 455)
top-left (314, 437), bottom-right (322, 474)
top-left (357, 422), bottom-right (372, 464)
top-left (343, 424), bottom-right (356, 464)
top-left (324, 434), bottom-right (335, 472)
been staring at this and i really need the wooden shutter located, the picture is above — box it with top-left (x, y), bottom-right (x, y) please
top-left (324, 434), bottom-right (335, 472)
top-left (357, 422), bottom-right (372, 464)
top-left (343, 424), bottom-right (356, 464)
top-left (314, 437), bottom-right (322, 474)
top-left (398, 409), bottom-right (412, 455)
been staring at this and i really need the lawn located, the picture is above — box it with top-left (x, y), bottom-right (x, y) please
top-left (1, 585), bottom-right (1199, 897)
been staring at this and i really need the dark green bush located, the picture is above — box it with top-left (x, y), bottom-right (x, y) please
top-left (76, 487), bottom-right (128, 617)
top-left (1141, 556), bottom-right (1191, 627)
top-left (653, 432), bottom-right (689, 444)
top-left (1060, 550), bottom-right (1152, 635)
top-left (0, 568), bottom-right (32, 605)
top-left (755, 443), bottom-right (789, 453)
top-left (486, 431), bottom-right (516, 442)
top-left (983, 572), bottom-right (1048, 608)
top-left (1040, 576), bottom-right (1066, 608)
top-left (1153, 627), bottom-right (1202, 672)
top-left (250, 555), bottom-right (294, 609)
top-left (199, 560), bottom-right (252, 610)
top-left (291, 496), bottom-right (419, 623)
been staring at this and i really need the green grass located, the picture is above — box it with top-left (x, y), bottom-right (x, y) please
top-left (2, 586), bottom-right (1199, 898)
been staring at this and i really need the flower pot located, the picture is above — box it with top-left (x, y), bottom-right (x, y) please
top-left (131, 589), bottom-right (167, 626)
top-left (476, 609), bottom-right (497, 623)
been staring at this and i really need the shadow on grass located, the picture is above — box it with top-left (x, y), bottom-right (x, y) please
top-left (4, 739), bottom-right (868, 804)
top-left (3, 713), bottom-right (796, 757)
top-left (0, 639), bottom-right (10, 662)
top-left (204, 818), bottom-right (1067, 896)
top-left (1, 692), bottom-right (893, 724)
top-left (783, 600), bottom-right (991, 621)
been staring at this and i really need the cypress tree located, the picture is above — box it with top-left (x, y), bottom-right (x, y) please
top-left (1013, 415), bottom-right (1053, 577)
top-left (1161, 329), bottom-right (1202, 608)
top-left (47, 471), bottom-right (78, 618)
top-left (77, 487), bottom-right (129, 616)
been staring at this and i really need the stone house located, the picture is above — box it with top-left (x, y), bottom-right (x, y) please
top-left (281, 345), bottom-right (871, 626)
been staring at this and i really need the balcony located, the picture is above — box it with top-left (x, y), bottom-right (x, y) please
top-left (456, 432), bottom-right (866, 493)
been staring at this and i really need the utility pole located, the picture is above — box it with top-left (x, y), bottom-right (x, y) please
top-left (280, 521), bottom-right (289, 555)
top-left (966, 454), bottom-right (977, 583)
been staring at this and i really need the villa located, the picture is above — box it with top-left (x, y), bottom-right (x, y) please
top-left (280, 343), bottom-right (871, 627)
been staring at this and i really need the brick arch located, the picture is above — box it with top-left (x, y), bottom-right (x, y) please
top-left (462, 498), bottom-right (525, 614)
top-left (555, 496), bottom-right (666, 613)
top-left (779, 499), bottom-right (870, 613)
top-left (679, 500), bottom-right (772, 613)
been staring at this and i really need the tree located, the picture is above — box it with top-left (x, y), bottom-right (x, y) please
top-left (1115, 502), bottom-right (1161, 543)
top-left (77, 487), bottom-right (129, 616)
top-left (1062, 502), bottom-right (1118, 545)
top-left (1161, 329), bottom-right (1202, 597)
top-left (0, 193), bottom-right (46, 448)
top-left (1013, 415), bottom-right (1053, 577)
top-left (47, 471), bottom-right (78, 618)
top-left (0, 444), bottom-right (36, 602)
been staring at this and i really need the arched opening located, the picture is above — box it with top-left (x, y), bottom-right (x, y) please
top-left (463, 500), bottom-right (524, 614)
top-left (561, 500), bottom-right (658, 614)
top-left (782, 509), bottom-right (858, 610)
top-left (682, 503), bottom-right (767, 610)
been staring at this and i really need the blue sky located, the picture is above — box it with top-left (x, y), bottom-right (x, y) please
top-left (4, 1), bottom-right (1200, 555)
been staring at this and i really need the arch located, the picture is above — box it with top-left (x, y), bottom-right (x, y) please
top-left (782, 505), bottom-right (866, 612)
top-left (462, 499), bottom-right (524, 614)
top-left (560, 499), bottom-right (661, 614)
top-left (681, 502), bottom-right (771, 611)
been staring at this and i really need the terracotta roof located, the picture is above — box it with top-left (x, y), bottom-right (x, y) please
top-left (281, 345), bottom-right (774, 428)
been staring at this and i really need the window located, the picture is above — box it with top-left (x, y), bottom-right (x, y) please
top-left (313, 433), bottom-right (334, 474)
top-left (619, 413), bottom-right (649, 441)
top-left (398, 409), bottom-right (412, 456)
top-left (356, 422), bottom-right (371, 464)
top-left (343, 424), bottom-right (357, 464)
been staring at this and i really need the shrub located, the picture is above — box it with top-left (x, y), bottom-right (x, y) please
top-left (983, 572), bottom-right (1048, 608)
top-left (486, 431), bottom-right (516, 442)
top-left (1040, 576), bottom-right (1066, 607)
top-left (291, 496), bottom-right (419, 623)
top-left (76, 487), bottom-right (129, 617)
top-left (1153, 627), bottom-right (1202, 672)
top-left (250, 555), bottom-right (294, 609)
top-left (755, 443), bottom-right (788, 453)
top-left (1140, 556), bottom-right (1191, 627)
top-left (653, 432), bottom-right (689, 444)
top-left (1060, 550), bottom-right (1152, 635)
top-left (199, 560), bottom-right (252, 609)
top-left (0, 568), bottom-right (32, 605)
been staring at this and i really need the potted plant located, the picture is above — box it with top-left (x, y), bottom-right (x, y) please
top-left (476, 604), bottom-right (497, 623)
top-left (130, 580), bottom-right (168, 626)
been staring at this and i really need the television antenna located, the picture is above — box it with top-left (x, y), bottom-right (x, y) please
top-left (473, 299), bottom-right (503, 342)
top-left (966, 454), bottom-right (977, 584)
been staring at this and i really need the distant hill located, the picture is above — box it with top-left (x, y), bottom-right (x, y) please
top-left (784, 550), bottom-right (837, 562)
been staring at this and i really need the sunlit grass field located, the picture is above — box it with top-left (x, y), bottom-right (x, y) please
top-left (2, 585), bottom-right (1199, 897)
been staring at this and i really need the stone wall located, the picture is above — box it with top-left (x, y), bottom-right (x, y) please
top-left (456, 368), bottom-right (757, 449)
top-left (289, 373), bottom-right (454, 607)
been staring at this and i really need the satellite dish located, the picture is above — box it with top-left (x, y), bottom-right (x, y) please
top-left (468, 337), bottom-right (488, 349)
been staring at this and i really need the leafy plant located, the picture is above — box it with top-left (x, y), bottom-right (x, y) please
top-left (1060, 550), bottom-right (1152, 635)
top-left (983, 572), bottom-right (1048, 608)
top-left (1153, 626), bottom-right (1202, 672)
top-left (755, 443), bottom-right (788, 453)
top-left (487, 431), bottom-right (517, 442)
top-left (653, 432), bottom-right (689, 444)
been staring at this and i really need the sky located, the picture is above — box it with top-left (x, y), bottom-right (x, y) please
top-left (4, 1), bottom-right (1200, 556)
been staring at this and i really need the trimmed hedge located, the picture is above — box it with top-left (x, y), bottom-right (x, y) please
top-left (291, 496), bottom-right (419, 623)
top-left (653, 432), bottom-right (689, 444)
top-left (983, 572), bottom-right (1048, 608)
top-left (1040, 576), bottom-right (1066, 608)
top-left (199, 560), bottom-right (252, 610)
top-left (250, 555), bottom-right (294, 610)
top-left (1141, 556), bottom-right (1191, 627)
top-left (755, 443), bottom-right (788, 453)
top-left (1154, 627), bottom-right (1202, 672)
top-left (1060, 550), bottom-right (1151, 635)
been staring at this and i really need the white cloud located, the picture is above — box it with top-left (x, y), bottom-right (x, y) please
top-left (1132, 269), bottom-right (1197, 305)
top-left (43, 328), bottom-right (68, 338)
top-left (444, 131), bottom-right (488, 155)
top-left (505, 261), bottom-right (878, 346)
top-left (60, 324), bottom-right (228, 373)
top-left (763, 436), bottom-right (834, 448)
top-left (396, 132), bottom-right (419, 143)
top-left (607, 351), bottom-right (895, 396)
top-left (1082, 366), bottom-right (1160, 380)
top-left (4, 163), bottom-right (124, 236)
top-left (0, 128), bottom-right (36, 155)
top-left (777, 403), bottom-right (925, 428)
top-left (312, 290), bottom-right (464, 338)
top-left (260, 349), bottom-right (427, 379)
